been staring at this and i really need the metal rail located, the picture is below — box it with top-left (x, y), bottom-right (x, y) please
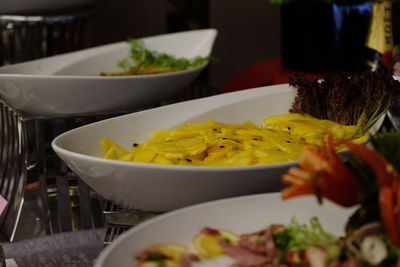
top-left (0, 99), bottom-right (26, 241)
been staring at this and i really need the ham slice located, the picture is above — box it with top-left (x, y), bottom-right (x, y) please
top-left (218, 240), bottom-right (270, 267)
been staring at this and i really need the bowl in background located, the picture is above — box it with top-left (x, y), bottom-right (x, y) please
top-left (0, 29), bottom-right (217, 118)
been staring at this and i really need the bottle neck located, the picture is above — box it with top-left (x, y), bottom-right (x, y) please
top-left (365, 0), bottom-right (393, 55)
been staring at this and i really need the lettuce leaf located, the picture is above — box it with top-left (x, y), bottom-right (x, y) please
top-left (117, 39), bottom-right (211, 73)
top-left (274, 217), bottom-right (338, 251)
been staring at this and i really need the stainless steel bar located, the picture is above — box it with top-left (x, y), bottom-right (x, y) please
top-left (0, 100), bottom-right (27, 241)
top-left (2, 107), bottom-right (16, 201)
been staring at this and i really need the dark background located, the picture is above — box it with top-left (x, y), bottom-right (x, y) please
top-left (3, 0), bottom-right (400, 89)
top-left (89, 0), bottom-right (400, 88)
top-left (90, 0), bottom-right (281, 89)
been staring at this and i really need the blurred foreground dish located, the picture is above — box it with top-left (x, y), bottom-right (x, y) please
top-left (282, 131), bottom-right (400, 254)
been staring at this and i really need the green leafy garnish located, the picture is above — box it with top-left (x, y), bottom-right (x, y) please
top-left (284, 217), bottom-right (338, 251)
top-left (256, 236), bottom-right (266, 245)
top-left (273, 217), bottom-right (338, 263)
top-left (111, 38), bottom-right (211, 75)
top-left (273, 230), bottom-right (290, 249)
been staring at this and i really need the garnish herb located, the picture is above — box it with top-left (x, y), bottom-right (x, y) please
top-left (272, 217), bottom-right (338, 264)
top-left (285, 217), bottom-right (338, 251)
top-left (116, 38), bottom-right (211, 75)
top-left (273, 230), bottom-right (290, 250)
top-left (256, 236), bottom-right (266, 245)
top-left (223, 237), bottom-right (232, 244)
top-left (147, 254), bottom-right (163, 261)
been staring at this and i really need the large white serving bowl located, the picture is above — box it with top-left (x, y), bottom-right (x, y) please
top-left (51, 83), bottom-right (382, 211)
top-left (0, 29), bottom-right (217, 118)
top-left (94, 192), bottom-right (356, 267)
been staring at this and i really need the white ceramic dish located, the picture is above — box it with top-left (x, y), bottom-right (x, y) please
top-left (0, 29), bottom-right (217, 118)
top-left (51, 84), bottom-right (384, 211)
top-left (94, 192), bottom-right (356, 267)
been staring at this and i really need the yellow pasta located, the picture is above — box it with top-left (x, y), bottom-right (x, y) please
top-left (100, 113), bottom-right (366, 166)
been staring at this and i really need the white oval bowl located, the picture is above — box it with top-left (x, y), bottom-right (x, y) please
top-left (0, 29), bottom-right (217, 118)
top-left (52, 83), bottom-right (382, 211)
top-left (94, 192), bottom-right (356, 267)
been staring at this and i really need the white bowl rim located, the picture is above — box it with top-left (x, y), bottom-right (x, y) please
top-left (0, 28), bottom-right (217, 79)
top-left (0, 61), bottom-right (208, 80)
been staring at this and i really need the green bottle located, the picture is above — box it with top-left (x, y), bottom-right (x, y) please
top-left (360, 0), bottom-right (394, 71)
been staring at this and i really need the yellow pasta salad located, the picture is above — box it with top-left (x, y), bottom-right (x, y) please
top-left (100, 113), bottom-right (366, 166)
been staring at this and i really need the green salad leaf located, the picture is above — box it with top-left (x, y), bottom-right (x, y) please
top-left (278, 217), bottom-right (338, 251)
top-left (117, 38), bottom-right (211, 74)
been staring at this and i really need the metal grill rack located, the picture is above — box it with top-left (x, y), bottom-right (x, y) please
top-left (103, 201), bottom-right (162, 245)
top-left (0, 76), bottom-right (221, 242)
top-left (18, 116), bottom-right (110, 239)
top-left (0, 99), bottom-right (26, 241)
